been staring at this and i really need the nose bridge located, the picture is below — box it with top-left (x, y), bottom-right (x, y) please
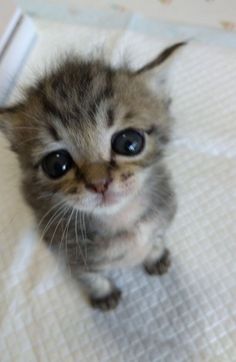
top-left (82, 162), bottom-right (109, 184)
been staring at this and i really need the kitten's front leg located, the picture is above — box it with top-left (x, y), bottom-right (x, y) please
top-left (143, 236), bottom-right (171, 276)
top-left (79, 272), bottom-right (122, 311)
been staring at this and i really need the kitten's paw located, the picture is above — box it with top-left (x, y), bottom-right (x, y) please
top-left (144, 249), bottom-right (171, 276)
top-left (90, 288), bottom-right (122, 311)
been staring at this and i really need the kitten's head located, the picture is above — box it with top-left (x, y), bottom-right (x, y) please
top-left (0, 43), bottom-right (184, 214)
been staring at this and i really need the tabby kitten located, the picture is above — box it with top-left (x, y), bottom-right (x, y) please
top-left (0, 42), bottom-right (184, 311)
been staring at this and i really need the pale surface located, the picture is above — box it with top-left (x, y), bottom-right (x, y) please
top-left (0, 1), bottom-right (21, 53)
top-left (18, 0), bottom-right (236, 31)
top-left (0, 18), bottom-right (236, 362)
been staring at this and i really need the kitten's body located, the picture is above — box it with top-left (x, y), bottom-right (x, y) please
top-left (34, 162), bottom-right (175, 270)
top-left (0, 43), bottom-right (184, 310)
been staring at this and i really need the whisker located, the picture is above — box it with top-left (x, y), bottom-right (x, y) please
top-left (82, 211), bottom-right (88, 261)
top-left (59, 206), bottom-right (73, 257)
top-left (65, 208), bottom-right (74, 259)
top-left (80, 210), bottom-right (87, 262)
top-left (48, 206), bottom-right (70, 250)
top-left (75, 209), bottom-right (88, 270)
top-left (37, 200), bottom-right (65, 229)
top-left (39, 204), bottom-right (69, 245)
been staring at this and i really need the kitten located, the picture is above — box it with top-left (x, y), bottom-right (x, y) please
top-left (0, 42), bottom-right (184, 311)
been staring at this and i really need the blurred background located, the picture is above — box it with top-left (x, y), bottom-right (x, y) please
top-left (14, 0), bottom-right (236, 30)
top-left (1, 0), bottom-right (236, 104)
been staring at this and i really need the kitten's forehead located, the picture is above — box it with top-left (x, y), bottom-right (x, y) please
top-left (36, 59), bottom-right (117, 128)
top-left (25, 58), bottom-right (158, 161)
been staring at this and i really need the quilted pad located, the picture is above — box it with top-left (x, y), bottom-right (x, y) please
top-left (0, 18), bottom-right (235, 362)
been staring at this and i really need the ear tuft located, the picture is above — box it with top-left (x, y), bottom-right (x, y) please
top-left (0, 105), bottom-right (21, 150)
top-left (134, 41), bottom-right (187, 75)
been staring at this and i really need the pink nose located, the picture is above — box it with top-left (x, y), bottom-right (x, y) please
top-left (87, 178), bottom-right (112, 194)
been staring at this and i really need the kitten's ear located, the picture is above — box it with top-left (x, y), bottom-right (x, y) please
top-left (134, 42), bottom-right (186, 76)
top-left (0, 106), bottom-right (21, 151)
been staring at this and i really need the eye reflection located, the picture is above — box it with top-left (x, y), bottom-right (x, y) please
top-left (112, 128), bottom-right (145, 156)
top-left (42, 150), bottom-right (73, 179)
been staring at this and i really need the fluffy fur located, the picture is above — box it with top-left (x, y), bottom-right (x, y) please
top-left (0, 43), bottom-right (184, 310)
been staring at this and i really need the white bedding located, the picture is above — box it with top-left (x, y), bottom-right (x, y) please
top-left (0, 18), bottom-right (236, 362)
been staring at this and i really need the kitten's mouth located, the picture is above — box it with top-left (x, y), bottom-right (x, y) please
top-left (99, 191), bottom-right (124, 207)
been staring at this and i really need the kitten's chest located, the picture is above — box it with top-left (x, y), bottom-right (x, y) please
top-left (102, 218), bottom-right (156, 268)
top-left (93, 197), bottom-right (154, 267)
top-left (104, 195), bottom-right (147, 232)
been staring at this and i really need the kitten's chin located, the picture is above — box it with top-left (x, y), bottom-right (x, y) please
top-left (102, 190), bottom-right (124, 206)
top-left (98, 191), bottom-right (130, 213)
top-left (70, 190), bottom-right (134, 214)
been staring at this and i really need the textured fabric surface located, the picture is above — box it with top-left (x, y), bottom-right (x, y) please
top-left (0, 19), bottom-right (236, 362)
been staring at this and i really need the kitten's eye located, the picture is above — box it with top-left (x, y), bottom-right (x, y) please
top-left (42, 150), bottom-right (73, 179)
top-left (112, 128), bottom-right (145, 156)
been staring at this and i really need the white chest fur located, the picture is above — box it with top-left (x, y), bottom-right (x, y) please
top-left (106, 218), bottom-right (160, 268)
top-left (99, 197), bottom-right (164, 268)
top-left (105, 194), bottom-right (148, 231)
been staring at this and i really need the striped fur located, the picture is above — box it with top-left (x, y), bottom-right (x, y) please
top-left (0, 43), bottom-right (183, 310)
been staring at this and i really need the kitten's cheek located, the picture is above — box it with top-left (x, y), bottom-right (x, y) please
top-left (120, 176), bottom-right (139, 195)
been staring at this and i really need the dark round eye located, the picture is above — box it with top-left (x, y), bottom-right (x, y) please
top-left (112, 128), bottom-right (145, 156)
top-left (42, 150), bottom-right (73, 179)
